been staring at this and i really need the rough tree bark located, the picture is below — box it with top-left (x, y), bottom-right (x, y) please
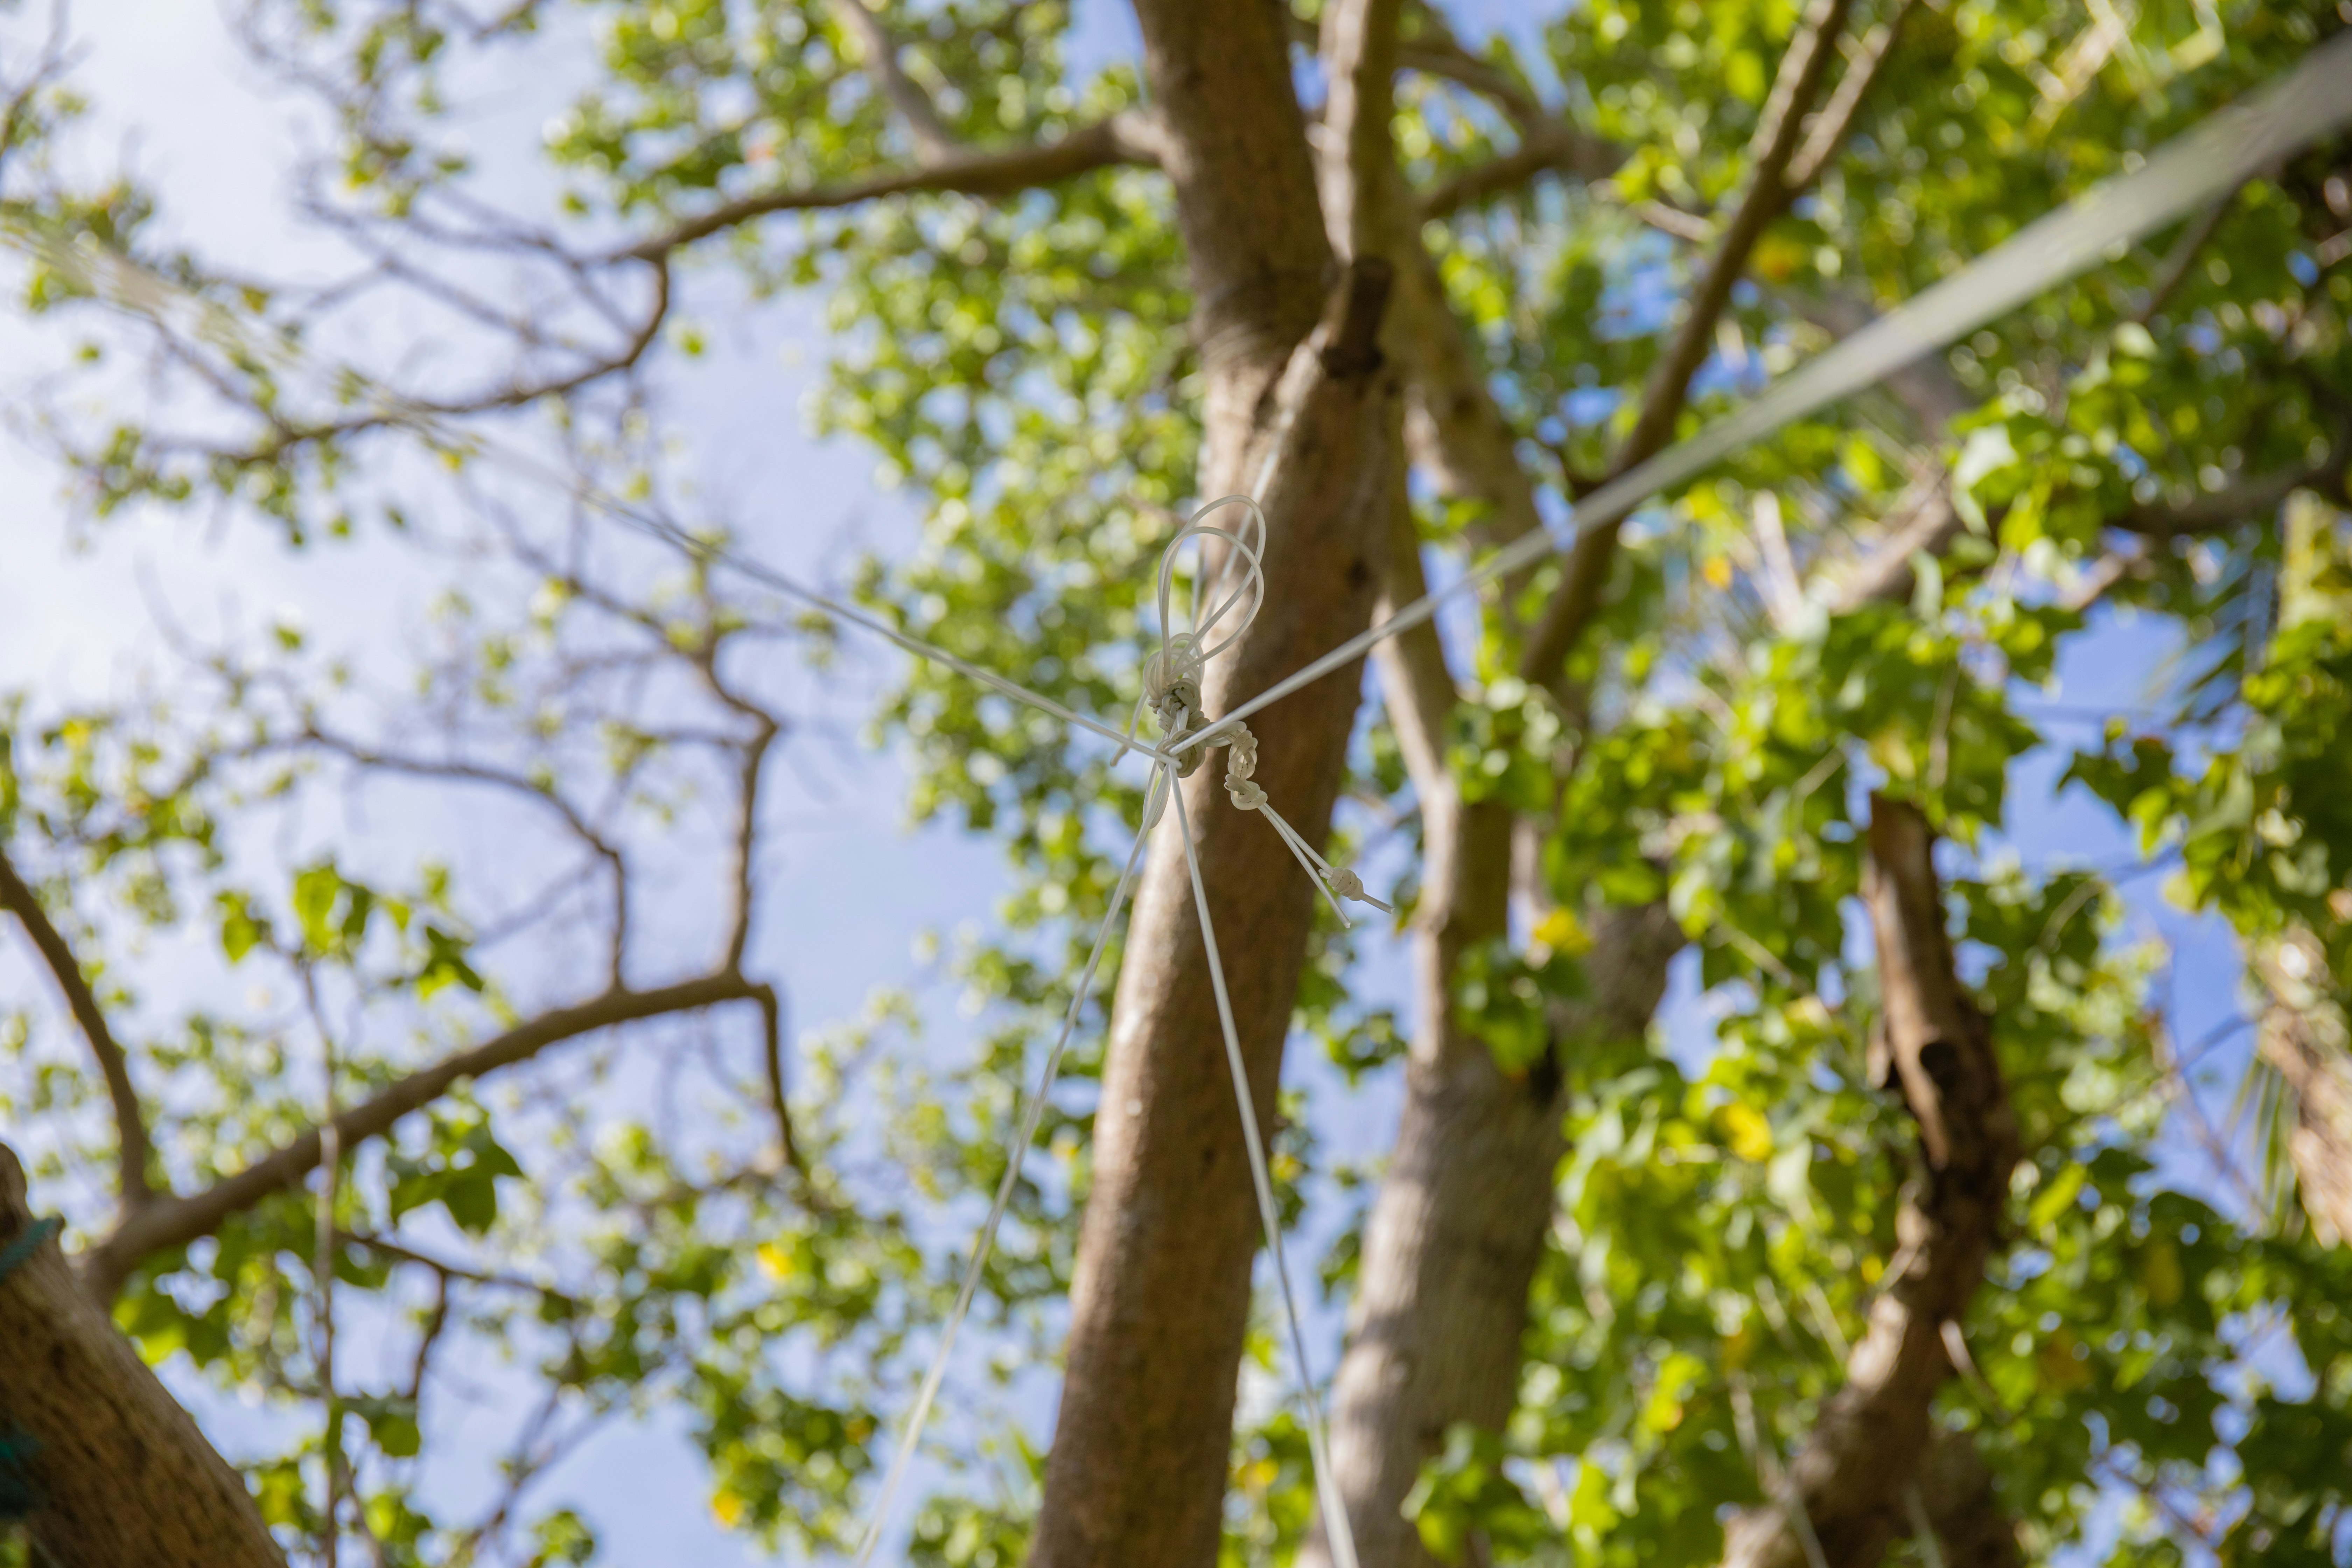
top-left (1717, 796), bottom-right (2019, 1568)
top-left (0, 1145), bottom-right (287, 1568)
top-left (1300, 7), bottom-right (1892, 1562)
top-left (1027, 2), bottom-right (1402, 1563)
top-left (1912, 1429), bottom-right (2025, 1568)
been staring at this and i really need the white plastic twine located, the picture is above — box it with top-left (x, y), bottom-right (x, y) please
top-left (857, 499), bottom-right (1382, 1566)
top-left (1138, 497), bottom-right (1390, 923)
top-left (853, 769), bottom-right (1166, 1567)
top-left (1133, 494), bottom-right (1267, 768)
top-left (15, 35), bottom-right (2352, 1564)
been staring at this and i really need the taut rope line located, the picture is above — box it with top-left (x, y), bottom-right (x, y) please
top-left (4, 31), bottom-right (2348, 1560)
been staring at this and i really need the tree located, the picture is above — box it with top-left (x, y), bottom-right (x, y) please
top-left (3, 1), bottom-right (2352, 1566)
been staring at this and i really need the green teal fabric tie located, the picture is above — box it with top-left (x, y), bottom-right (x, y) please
top-left (0, 1216), bottom-right (60, 1289)
top-left (0, 1216), bottom-right (61, 1521)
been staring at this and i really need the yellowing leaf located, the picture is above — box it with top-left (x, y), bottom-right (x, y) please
top-left (2037, 1327), bottom-right (2094, 1393)
top-left (1718, 1102), bottom-right (1774, 1163)
top-left (2140, 1239), bottom-right (2183, 1307)
top-left (711, 1490), bottom-right (745, 1527)
top-left (1532, 906), bottom-right (1594, 956)
top-left (756, 1242), bottom-right (795, 1281)
top-left (1703, 554), bottom-right (1734, 589)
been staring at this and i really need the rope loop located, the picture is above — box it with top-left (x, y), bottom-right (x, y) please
top-left (1134, 497), bottom-right (1266, 775)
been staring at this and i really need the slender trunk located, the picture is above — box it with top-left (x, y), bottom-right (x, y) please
top-left (1718, 797), bottom-right (2018, 1568)
top-left (0, 1145), bottom-right (287, 1568)
top-left (1305, 894), bottom-right (1680, 1568)
top-left (2252, 929), bottom-right (2352, 1246)
top-left (1913, 1429), bottom-right (2023, 1568)
top-left (1030, 5), bottom-right (1397, 1562)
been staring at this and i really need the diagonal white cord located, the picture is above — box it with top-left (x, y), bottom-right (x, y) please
top-left (1168, 28), bottom-right (2352, 758)
top-left (851, 770), bottom-right (1164, 1567)
top-left (4, 37), bottom-right (2348, 1561)
top-left (13, 30), bottom-right (2348, 778)
top-left (1167, 767), bottom-right (1363, 1568)
top-left (0, 225), bottom-right (1166, 765)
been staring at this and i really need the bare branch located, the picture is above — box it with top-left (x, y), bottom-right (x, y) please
top-left (613, 115), bottom-right (1165, 263)
top-left (829, 0), bottom-right (960, 164)
top-left (1783, 0), bottom-right (1920, 194)
top-left (264, 721), bottom-right (634, 985)
top-left (1370, 491), bottom-right (1460, 805)
top-left (1520, 0), bottom-right (1859, 694)
top-left (0, 0), bottom-right (78, 187)
top-left (1317, 0), bottom-right (1405, 262)
top-left (2138, 186), bottom-right (2242, 325)
top-left (337, 1227), bottom-right (576, 1304)
top-left (0, 844), bottom-right (157, 1213)
top-left (750, 980), bottom-right (812, 1187)
top-left (2116, 445), bottom-right (2347, 538)
top-left (1419, 126), bottom-right (1629, 221)
top-left (1390, 9), bottom-right (1624, 219)
top-left (1826, 473), bottom-right (1965, 614)
top-left (1786, 287), bottom-right (1975, 435)
top-left (78, 971), bottom-right (764, 1300)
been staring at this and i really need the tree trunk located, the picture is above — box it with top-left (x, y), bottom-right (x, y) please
top-left (1912, 1428), bottom-right (2023, 1568)
top-left (0, 1145), bottom-right (287, 1568)
top-left (1717, 797), bottom-right (2019, 1568)
top-left (1029, 3), bottom-right (1398, 1563)
top-left (2252, 929), bottom-right (2352, 1246)
top-left (1304, 894), bottom-right (1680, 1568)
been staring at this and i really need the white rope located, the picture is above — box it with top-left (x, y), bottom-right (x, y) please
top-left (852, 770), bottom-right (1164, 1567)
top-left (1167, 766), bottom-right (1363, 1568)
top-left (0, 226), bottom-right (1164, 766)
top-left (1218, 720), bottom-right (1390, 929)
top-left (6, 38), bottom-right (2350, 1559)
top-left (1168, 28), bottom-right (2352, 757)
top-left (1129, 495), bottom-right (1267, 770)
top-left (1134, 499), bottom-right (1387, 919)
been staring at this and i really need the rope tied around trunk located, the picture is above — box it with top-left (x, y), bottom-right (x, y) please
top-left (1136, 497), bottom-right (1389, 925)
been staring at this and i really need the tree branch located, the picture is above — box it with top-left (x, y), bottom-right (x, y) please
top-left (1380, 5), bottom-right (1626, 220)
top-left (1317, 0), bottom-right (1405, 264)
top-left (750, 979), bottom-right (813, 1187)
top-left (78, 971), bottom-right (764, 1300)
top-left (1912, 1427), bottom-right (2025, 1568)
top-left (0, 844), bottom-right (156, 1213)
top-left (1783, 0), bottom-right (1920, 194)
top-left (1719, 796), bottom-right (2018, 1568)
top-left (829, 0), bottom-right (960, 164)
top-left (1827, 433), bottom-right (2347, 615)
top-left (2137, 186), bottom-right (2242, 325)
top-left (1520, 0), bottom-right (1858, 695)
top-left (2116, 444), bottom-right (2348, 537)
top-left (612, 114), bottom-right (1165, 262)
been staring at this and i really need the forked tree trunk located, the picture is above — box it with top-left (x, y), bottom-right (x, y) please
top-left (0, 1145), bottom-right (286, 1568)
top-left (1028, 2), bottom-right (1401, 1563)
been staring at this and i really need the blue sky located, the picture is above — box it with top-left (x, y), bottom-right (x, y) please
top-left (0, 4), bottom-right (2273, 1564)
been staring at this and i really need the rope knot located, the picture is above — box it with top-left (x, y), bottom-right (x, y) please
top-left (1135, 499), bottom-right (1389, 931)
